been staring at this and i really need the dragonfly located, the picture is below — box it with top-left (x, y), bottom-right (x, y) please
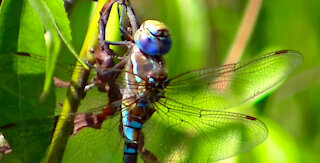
top-left (0, 27), bottom-right (302, 163)
top-left (0, 4), bottom-right (302, 163)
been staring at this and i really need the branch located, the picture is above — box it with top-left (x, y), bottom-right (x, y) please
top-left (224, 0), bottom-right (262, 64)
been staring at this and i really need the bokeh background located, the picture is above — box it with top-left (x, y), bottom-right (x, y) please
top-left (61, 0), bottom-right (320, 162)
top-left (1, 0), bottom-right (319, 162)
top-left (131, 0), bottom-right (320, 162)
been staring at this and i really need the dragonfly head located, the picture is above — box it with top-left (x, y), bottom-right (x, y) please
top-left (134, 20), bottom-right (172, 56)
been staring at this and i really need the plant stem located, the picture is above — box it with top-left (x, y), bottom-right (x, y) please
top-left (46, 0), bottom-right (110, 162)
top-left (224, 0), bottom-right (262, 64)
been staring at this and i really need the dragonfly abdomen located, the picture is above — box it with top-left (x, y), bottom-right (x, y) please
top-left (121, 99), bottom-right (152, 163)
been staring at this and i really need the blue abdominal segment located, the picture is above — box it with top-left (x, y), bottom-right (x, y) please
top-left (124, 143), bottom-right (137, 154)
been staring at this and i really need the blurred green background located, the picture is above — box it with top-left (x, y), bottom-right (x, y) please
top-left (1, 0), bottom-right (319, 162)
top-left (63, 0), bottom-right (320, 162)
top-left (131, 0), bottom-right (320, 162)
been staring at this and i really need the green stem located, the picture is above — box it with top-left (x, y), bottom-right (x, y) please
top-left (46, 0), bottom-right (111, 162)
top-left (224, 0), bottom-right (262, 64)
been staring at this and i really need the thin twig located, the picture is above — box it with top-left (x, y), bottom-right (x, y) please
top-left (224, 0), bottom-right (262, 64)
top-left (46, 0), bottom-right (110, 162)
top-left (214, 0), bottom-right (262, 91)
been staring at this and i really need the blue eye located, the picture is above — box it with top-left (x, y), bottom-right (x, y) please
top-left (134, 20), bottom-right (172, 56)
top-left (148, 28), bottom-right (158, 37)
top-left (148, 77), bottom-right (155, 83)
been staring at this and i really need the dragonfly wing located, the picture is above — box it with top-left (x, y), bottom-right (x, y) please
top-left (0, 53), bottom-right (57, 162)
top-left (0, 53), bottom-right (109, 162)
top-left (61, 113), bottom-right (123, 163)
top-left (142, 98), bottom-right (268, 162)
top-left (165, 50), bottom-right (302, 110)
top-left (0, 119), bottom-right (56, 162)
top-left (0, 107), bottom-right (124, 162)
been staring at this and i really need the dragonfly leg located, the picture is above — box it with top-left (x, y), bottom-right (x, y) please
top-left (53, 77), bottom-right (70, 88)
top-left (98, 0), bottom-right (125, 58)
top-left (119, 26), bottom-right (134, 42)
top-left (72, 105), bottom-right (117, 136)
top-left (72, 81), bottom-right (122, 136)
top-left (84, 83), bottom-right (97, 92)
top-left (117, 0), bottom-right (139, 34)
top-left (103, 40), bottom-right (132, 46)
top-left (96, 54), bottom-right (129, 82)
top-left (99, 0), bottom-right (137, 53)
top-left (138, 132), bottom-right (159, 163)
top-left (118, 4), bottom-right (134, 41)
top-left (0, 133), bottom-right (12, 154)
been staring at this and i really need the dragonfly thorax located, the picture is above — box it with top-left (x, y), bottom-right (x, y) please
top-left (144, 86), bottom-right (165, 104)
top-left (126, 45), bottom-right (168, 82)
top-left (121, 45), bottom-right (168, 105)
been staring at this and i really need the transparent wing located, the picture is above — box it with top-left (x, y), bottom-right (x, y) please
top-left (165, 50), bottom-right (302, 110)
top-left (0, 53), bottom-right (136, 162)
top-left (0, 53), bottom-right (86, 81)
top-left (61, 113), bottom-right (124, 163)
top-left (0, 109), bottom-right (124, 163)
top-left (0, 53), bottom-right (57, 162)
top-left (0, 53), bottom-right (114, 111)
top-left (0, 50), bottom-right (302, 162)
top-left (142, 98), bottom-right (268, 162)
top-left (0, 53), bottom-right (111, 162)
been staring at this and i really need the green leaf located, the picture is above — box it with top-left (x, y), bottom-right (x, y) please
top-left (0, 0), bottom-right (47, 55)
top-left (69, 0), bottom-right (95, 52)
top-left (0, 53), bottom-right (56, 163)
top-left (0, 1), bottom-right (55, 161)
top-left (27, 0), bottom-right (89, 96)
top-left (58, 0), bottom-right (95, 64)
top-left (26, 0), bottom-right (62, 96)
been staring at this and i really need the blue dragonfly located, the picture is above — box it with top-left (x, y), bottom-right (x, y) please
top-left (0, 3), bottom-right (302, 163)
top-left (0, 20), bottom-right (302, 163)
top-left (97, 20), bottom-right (302, 162)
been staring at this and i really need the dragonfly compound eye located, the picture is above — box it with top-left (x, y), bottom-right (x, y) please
top-left (134, 20), bottom-right (172, 56)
